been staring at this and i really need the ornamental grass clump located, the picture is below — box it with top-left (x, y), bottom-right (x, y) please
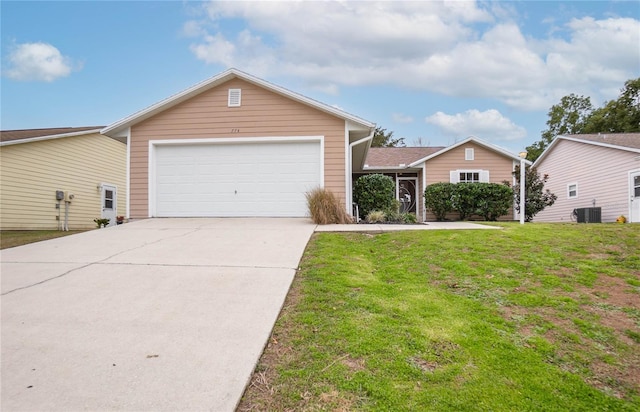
top-left (305, 187), bottom-right (353, 224)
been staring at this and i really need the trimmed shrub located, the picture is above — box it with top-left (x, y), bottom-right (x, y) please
top-left (365, 210), bottom-right (386, 223)
top-left (306, 187), bottom-right (353, 224)
top-left (453, 183), bottom-right (482, 220)
top-left (453, 183), bottom-right (514, 221)
top-left (424, 183), bottom-right (456, 221)
top-left (353, 174), bottom-right (395, 219)
top-left (475, 183), bottom-right (514, 221)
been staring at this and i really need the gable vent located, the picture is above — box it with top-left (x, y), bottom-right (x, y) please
top-left (228, 88), bottom-right (241, 107)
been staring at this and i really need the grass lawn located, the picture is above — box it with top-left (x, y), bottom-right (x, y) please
top-left (0, 230), bottom-right (87, 249)
top-left (239, 223), bottom-right (640, 411)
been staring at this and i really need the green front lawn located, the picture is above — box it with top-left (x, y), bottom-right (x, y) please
top-left (240, 223), bottom-right (640, 411)
top-left (0, 230), bottom-right (86, 249)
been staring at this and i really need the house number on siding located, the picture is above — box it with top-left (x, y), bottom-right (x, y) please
top-left (231, 128), bottom-right (240, 133)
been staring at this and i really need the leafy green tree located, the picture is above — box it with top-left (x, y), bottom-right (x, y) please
top-left (527, 77), bottom-right (640, 162)
top-left (512, 165), bottom-right (557, 222)
top-left (526, 94), bottom-right (593, 161)
top-left (371, 126), bottom-right (405, 147)
top-left (584, 78), bottom-right (640, 134)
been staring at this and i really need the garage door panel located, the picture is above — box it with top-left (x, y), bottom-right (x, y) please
top-left (154, 141), bottom-right (321, 217)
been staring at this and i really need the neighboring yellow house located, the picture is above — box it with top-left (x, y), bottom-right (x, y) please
top-left (0, 127), bottom-right (127, 230)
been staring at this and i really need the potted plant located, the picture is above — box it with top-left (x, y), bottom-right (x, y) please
top-left (116, 216), bottom-right (125, 225)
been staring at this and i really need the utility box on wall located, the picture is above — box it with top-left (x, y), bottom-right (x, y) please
top-left (576, 207), bottom-right (601, 223)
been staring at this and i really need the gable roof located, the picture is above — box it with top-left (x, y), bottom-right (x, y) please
top-left (408, 136), bottom-right (530, 167)
top-left (533, 133), bottom-right (640, 166)
top-left (364, 147), bottom-right (445, 169)
top-left (0, 126), bottom-right (106, 146)
top-left (101, 68), bottom-right (375, 138)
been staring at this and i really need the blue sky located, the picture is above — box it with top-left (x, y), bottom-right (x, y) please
top-left (2, 1), bottom-right (639, 153)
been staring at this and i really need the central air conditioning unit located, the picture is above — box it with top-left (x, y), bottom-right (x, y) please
top-left (576, 207), bottom-right (601, 223)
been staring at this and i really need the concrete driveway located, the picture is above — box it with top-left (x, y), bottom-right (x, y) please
top-left (1, 218), bottom-right (315, 412)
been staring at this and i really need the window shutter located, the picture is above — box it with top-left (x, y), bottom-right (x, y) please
top-left (228, 89), bottom-right (241, 107)
top-left (450, 171), bottom-right (458, 183)
top-left (480, 170), bottom-right (490, 182)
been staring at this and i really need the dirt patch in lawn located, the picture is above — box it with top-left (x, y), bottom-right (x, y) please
top-left (501, 273), bottom-right (640, 400)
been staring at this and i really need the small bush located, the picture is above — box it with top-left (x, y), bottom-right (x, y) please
top-left (424, 183), bottom-right (456, 221)
top-left (93, 218), bottom-right (110, 228)
top-left (353, 174), bottom-right (395, 219)
top-left (453, 183), bottom-right (482, 220)
top-left (366, 210), bottom-right (386, 223)
top-left (476, 183), bottom-right (514, 221)
top-left (306, 188), bottom-right (353, 224)
top-left (454, 183), bottom-right (513, 221)
top-left (401, 213), bottom-right (417, 224)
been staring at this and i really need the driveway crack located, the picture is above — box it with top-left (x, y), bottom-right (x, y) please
top-left (2, 228), bottom-right (203, 296)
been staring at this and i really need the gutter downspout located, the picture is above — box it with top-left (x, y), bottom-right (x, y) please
top-left (348, 129), bottom-right (375, 218)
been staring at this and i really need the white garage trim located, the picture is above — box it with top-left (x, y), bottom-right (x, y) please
top-left (148, 136), bottom-right (324, 217)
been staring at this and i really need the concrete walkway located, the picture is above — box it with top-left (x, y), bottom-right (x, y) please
top-left (1, 218), bottom-right (315, 412)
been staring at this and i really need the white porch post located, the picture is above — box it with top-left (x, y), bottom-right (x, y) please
top-left (519, 151), bottom-right (527, 224)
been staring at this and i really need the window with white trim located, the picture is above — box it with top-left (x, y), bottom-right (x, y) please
top-left (450, 170), bottom-right (490, 183)
top-left (228, 89), bottom-right (241, 107)
top-left (460, 172), bottom-right (480, 183)
top-left (465, 148), bottom-right (474, 161)
top-left (567, 183), bottom-right (578, 199)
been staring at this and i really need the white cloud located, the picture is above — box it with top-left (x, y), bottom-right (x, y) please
top-left (187, 1), bottom-right (639, 110)
top-left (392, 113), bottom-right (414, 124)
top-left (5, 42), bottom-right (75, 82)
top-left (426, 109), bottom-right (527, 141)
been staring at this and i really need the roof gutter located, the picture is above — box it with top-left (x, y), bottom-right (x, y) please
top-left (0, 129), bottom-right (103, 147)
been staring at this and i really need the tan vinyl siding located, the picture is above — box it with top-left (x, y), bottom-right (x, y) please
top-left (0, 133), bottom-right (127, 230)
top-left (535, 139), bottom-right (637, 222)
top-left (424, 143), bottom-right (515, 221)
top-left (129, 78), bottom-right (345, 218)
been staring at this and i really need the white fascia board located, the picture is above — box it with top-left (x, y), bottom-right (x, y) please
top-left (408, 136), bottom-right (532, 167)
top-left (0, 129), bottom-right (102, 146)
top-left (102, 68), bottom-right (375, 137)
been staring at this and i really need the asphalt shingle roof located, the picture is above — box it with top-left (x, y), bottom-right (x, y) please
top-left (364, 147), bottom-right (446, 168)
top-left (564, 133), bottom-right (640, 150)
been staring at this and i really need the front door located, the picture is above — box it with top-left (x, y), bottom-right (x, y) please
top-left (398, 178), bottom-right (417, 215)
top-left (101, 184), bottom-right (117, 227)
top-left (631, 171), bottom-right (640, 223)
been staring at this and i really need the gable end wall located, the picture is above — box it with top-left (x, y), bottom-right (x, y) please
top-left (534, 139), bottom-right (637, 222)
top-left (129, 78), bottom-right (346, 218)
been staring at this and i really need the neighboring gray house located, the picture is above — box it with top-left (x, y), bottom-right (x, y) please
top-left (533, 133), bottom-right (640, 223)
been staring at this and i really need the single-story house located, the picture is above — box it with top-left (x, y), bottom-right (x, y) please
top-left (101, 68), bottom-right (375, 220)
top-left (100, 68), bottom-right (529, 222)
top-left (358, 137), bottom-right (530, 221)
top-left (0, 127), bottom-right (127, 230)
top-left (532, 133), bottom-right (640, 223)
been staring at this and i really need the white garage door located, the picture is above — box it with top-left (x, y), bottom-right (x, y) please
top-left (153, 140), bottom-right (322, 217)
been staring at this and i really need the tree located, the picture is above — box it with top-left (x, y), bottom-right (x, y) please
top-left (527, 77), bottom-right (640, 162)
top-left (526, 94), bottom-right (593, 161)
top-left (512, 165), bottom-right (557, 222)
top-left (584, 78), bottom-right (640, 134)
top-left (371, 126), bottom-right (405, 147)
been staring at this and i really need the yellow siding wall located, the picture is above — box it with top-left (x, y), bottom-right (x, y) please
top-left (0, 134), bottom-right (127, 230)
top-left (129, 78), bottom-right (346, 218)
